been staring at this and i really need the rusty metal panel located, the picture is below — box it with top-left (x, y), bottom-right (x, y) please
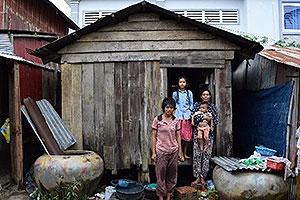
top-left (21, 105), bottom-right (50, 155)
top-left (37, 99), bottom-right (76, 150)
top-left (2, 0), bottom-right (75, 35)
top-left (13, 37), bottom-right (45, 63)
top-left (19, 63), bottom-right (43, 101)
top-left (259, 46), bottom-right (300, 69)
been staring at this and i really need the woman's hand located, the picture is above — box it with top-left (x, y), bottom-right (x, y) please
top-left (291, 161), bottom-right (296, 171)
top-left (151, 153), bottom-right (157, 162)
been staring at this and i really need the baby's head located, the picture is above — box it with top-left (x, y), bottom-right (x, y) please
top-left (200, 102), bottom-right (209, 113)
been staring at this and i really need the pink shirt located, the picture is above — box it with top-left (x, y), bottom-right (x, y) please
top-left (152, 116), bottom-right (181, 154)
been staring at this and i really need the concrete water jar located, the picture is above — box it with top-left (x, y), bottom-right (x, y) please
top-left (33, 150), bottom-right (104, 195)
top-left (213, 166), bottom-right (288, 200)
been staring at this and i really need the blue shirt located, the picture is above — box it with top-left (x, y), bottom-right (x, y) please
top-left (172, 90), bottom-right (194, 119)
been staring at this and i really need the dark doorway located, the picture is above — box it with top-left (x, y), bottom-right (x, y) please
top-left (0, 62), bottom-right (11, 182)
top-left (167, 68), bottom-right (214, 102)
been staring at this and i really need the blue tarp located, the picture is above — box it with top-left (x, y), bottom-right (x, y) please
top-left (234, 82), bottom-right (294, 157)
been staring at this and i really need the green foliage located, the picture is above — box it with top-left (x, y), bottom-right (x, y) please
top-left (275, 38), bottom-right (300, 49)
top-left (241, 34), bottom-right (269, 45)
top-left (241, 33), bottom-right (300, 49)
top-left (30, 182), bottom-right (89, 200)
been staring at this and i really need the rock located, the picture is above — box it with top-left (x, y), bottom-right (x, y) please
top-left (212, 166), bottom-right (288, 200)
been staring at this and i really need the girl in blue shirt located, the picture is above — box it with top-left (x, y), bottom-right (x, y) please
top-left (172, 76), bottom-right (194, 159)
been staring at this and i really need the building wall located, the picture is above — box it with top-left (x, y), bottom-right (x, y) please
top-left (279, 0), bottom-right (300, 42)
top-left (75, 0), bottom-right (281, 41)
top-left (0, 0), bottom-right (68, 36)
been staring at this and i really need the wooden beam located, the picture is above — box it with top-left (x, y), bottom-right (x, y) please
top-left (59, 39), bottom-right (239, 54)
top-left (78, 30), bottom-right (215, 42)
top-left (61, 51), bottom-right (235, 64)
top-left (215, 61), bottom-right (233, 156)
top-left (9, 63), bottom-right (23, 186)
top-left (160, 64), bottom-right (224, 68)
top-left (127, 13), bottom-right (160, 22)
top-left (98, 20), bottom-right (198, 32)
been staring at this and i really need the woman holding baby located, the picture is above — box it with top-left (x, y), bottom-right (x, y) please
top-left (191, 89), bottom-right (219, 187)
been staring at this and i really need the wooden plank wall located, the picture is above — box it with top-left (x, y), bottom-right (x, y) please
top-left (215, 61), bottom-right (233, 156)
top-left (276, 64), bottom-right (300, 160)
top-left (62, 61), bottom-right (161, 172)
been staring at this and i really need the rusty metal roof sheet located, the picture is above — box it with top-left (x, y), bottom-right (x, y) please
top-left (36, 99), bottom-right (76, 150)
top-left (259, 46), bottom-right (300, 69)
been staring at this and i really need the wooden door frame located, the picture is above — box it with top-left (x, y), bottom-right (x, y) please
top-left (9, 62), bottom-right (23, 187)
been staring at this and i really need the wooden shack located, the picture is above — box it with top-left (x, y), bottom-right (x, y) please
top-left (34, 1), bottom-right (262, 179)
top-left (233, 46), bottom-right (300, 160)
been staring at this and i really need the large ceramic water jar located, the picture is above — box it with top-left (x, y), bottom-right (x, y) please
top-left (213, 166), bottom-right (288, 200)
top-left (33, 150), bottom-right (104, 195)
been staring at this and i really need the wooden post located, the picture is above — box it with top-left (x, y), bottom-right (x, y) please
top-left (9, 63), bottom-right (23, 186)
top-left (215, 61), bottom-right (233, 156)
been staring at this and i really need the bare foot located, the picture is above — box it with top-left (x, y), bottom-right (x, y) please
top-left (191, 178), bottom-right (201, 187)
top-left (200, 177), bottom-right (206, 185)
top-left (184, 155), bottom-right (191, 159)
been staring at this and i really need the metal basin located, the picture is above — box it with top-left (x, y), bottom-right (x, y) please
top-left (33, 150), bottom-right (104, 195)
top-left (213, 166), bottom-right (288, 200)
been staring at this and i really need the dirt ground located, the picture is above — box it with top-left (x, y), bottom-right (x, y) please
top-left (0, 173), bottom-right (29, 200)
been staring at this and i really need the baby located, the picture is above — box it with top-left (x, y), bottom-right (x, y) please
top-left (192, 102), bottom-right (213, 150)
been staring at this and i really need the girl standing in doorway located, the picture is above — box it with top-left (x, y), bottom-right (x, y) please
top-left (172, 76), bottom-right (194, 159)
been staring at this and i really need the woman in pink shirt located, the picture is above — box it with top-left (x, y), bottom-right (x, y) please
top-left (151, 97), bottom-right (184, 200)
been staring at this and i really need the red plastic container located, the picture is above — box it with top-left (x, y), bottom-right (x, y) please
top-left (266, 158), bottom-right (285, 171)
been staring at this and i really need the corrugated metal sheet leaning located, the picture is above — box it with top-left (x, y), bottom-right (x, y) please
top-left (211, 156), bottom-right (270, 172)
top-left (21, 106), bottom-right (51, 155)
top-left (36, 99), bottom-right (76, 150)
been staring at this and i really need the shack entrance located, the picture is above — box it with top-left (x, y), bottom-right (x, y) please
top-left (167, 68), bottom-right (215, 103)
top-left (0, 61), bottom-right (11, 184)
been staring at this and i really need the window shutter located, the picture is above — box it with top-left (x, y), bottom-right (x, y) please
top-left (84, 11), bottom-right (113, 26)
top-left (174, 9), bottom-right (239, 25)
top-left (204, 10), bottom-right (221, 24)
top-left (221, 10), bottom-right (239, 24)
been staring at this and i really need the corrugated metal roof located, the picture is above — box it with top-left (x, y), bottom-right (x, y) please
top-left (211, 156), bottom-right (270, 172)
top-left (36, 99), bottom-right (76, 150)
top-left (0, 52), bottom-right (56, 71)
top-left (33, 1), bottom-right (263, 63)
top-left (259, 46), bottom-right (300, 69)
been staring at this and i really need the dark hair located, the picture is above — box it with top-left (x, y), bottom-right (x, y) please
top-left (161, 97), bottom-right (176, 112)
top-left (158, 97), bottom-right (176, 121)
top-left (200, 89), bottom-right (212, 103)
top-left (175, 76), bottom-right (191, 105)
top-left (200, 101), bottom-right (209, 106)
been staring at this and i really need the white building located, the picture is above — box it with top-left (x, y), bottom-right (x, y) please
top-left (69, 0), bottom-right (300, 42)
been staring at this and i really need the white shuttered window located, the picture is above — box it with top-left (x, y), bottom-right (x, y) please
top-left (174, 10), bottom-right (239, 24)
top-left (83, 11), bottom-right (113, 26)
